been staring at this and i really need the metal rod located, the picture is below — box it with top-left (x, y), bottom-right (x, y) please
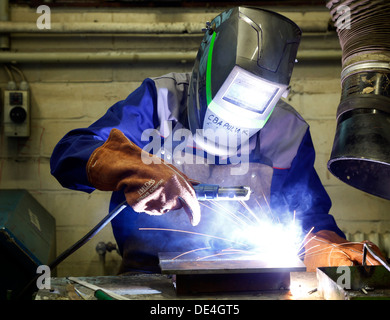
top-left (363, 243), bottom-right (390, 273)
top-left (0, 0), bottom-right (9, 49)
top-left (0, 21), bottom-right (205, 34)
top-left (0, 50), bottom-right (196, 63)
top-left (0, 49), bottom-right (341, 64)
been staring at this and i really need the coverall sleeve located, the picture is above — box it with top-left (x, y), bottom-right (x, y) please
top-left (270, 129), bottom-right (345, 239)
top-left (50, 78), bottom-right (158, 193)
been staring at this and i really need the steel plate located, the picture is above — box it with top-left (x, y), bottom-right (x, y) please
top-left (159, 251), bottom-right (306, 294)
top-left (317, 266), bottom-right (390, 300)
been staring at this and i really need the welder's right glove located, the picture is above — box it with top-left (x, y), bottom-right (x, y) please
top-left (303, 230), bottom-right (386, 272)
top-left (86, 128), bottom-right (201, 226)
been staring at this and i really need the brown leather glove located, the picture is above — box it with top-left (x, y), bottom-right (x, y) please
top-left (86, 128), bottom-right (201, 226)
top-left (303, 230), bottom-right (386, 272)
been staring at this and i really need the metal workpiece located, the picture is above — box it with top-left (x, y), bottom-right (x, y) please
top-left (159, 252), bottom-right (305, 295)
top-left (317, 266), bottom-right (390, 300)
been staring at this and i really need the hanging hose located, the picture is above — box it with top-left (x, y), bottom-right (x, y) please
top-left (14, 201), bottom-right (128, 300)
top-left (327, 0), bottom-right (390, 67)
top-left (326, 0), bottom-right (390, 199)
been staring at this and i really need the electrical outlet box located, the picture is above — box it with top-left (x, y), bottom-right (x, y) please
top-left (2, 89), bottom-right (30, 137)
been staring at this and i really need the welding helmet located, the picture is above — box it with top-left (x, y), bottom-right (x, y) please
top-left (187, 7), bottom-right (301, 156)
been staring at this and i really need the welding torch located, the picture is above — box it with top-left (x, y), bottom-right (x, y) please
top-left (16, 183), bottom-right (250, 299)
top-left (193, 183), bottom-right (251, 201)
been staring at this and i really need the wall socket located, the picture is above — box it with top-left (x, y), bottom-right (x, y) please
top-left (2, 89), bottom-right (30, 137)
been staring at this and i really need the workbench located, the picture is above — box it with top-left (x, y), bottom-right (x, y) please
top-left (35, 271), bottom-right (322, 300)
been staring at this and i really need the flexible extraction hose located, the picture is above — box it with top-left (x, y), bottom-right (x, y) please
top-left (327, 0), bottom-right (390, 67)
top-left (326, 0), bottom-right (390, 199)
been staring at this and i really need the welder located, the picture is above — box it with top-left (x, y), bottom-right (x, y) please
top-left (50, 7), bottom-right (385, 274)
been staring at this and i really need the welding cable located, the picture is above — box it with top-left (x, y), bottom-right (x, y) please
top-left (14, 201), bottom-right (128, 300)
top-left (8, 64), bottom-right (26, 82)
top-left (48, 201), bottom-right (127, 271)
top-left (3, 64), bottom-right (15, 82)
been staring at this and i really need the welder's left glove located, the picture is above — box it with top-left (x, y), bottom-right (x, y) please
top-left (86, 128), bottom-right (201, 226)
top-left (303, 230), bottom-right (386, 272)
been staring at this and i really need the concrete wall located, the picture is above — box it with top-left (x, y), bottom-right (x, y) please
top-left (1, 4), bottom-right (389, 277)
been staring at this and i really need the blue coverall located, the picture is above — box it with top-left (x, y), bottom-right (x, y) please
top-left (50, 73), bottom-right (345, 273)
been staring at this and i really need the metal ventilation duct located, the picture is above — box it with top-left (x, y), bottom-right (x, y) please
top-left (326, 0), bottom-right (390, 200)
